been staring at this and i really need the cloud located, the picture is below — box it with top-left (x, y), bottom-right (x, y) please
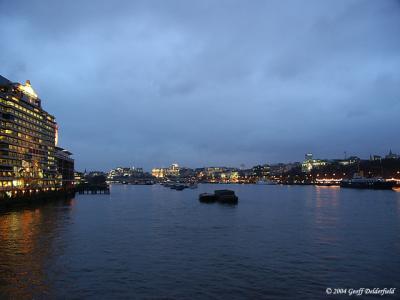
top-left (1, 0), bottom-right (399, 170)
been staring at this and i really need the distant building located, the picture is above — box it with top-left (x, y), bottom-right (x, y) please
top-left (134, 167), bottom-right (144, 174)
top-left (199, 167), bottom-right (232, 182)
top-left (151, 163), bottom-right (180, 178)
top-left (385, 150), bottom-right (399, 160)
top-left (168, 163), bottom-right (180, 177)
top-left (74, 171), bottom-right (85, 185)
top-left (108, 166), bottom-right (145, 180)
top-left (204, 167), bottom-right (231, 176)
top-left (252, 165), bottom-right (270, 178)
top-left (178, 167), bottom-right (195, 178)
top-left (301, 153), bottom-right (327, 172)
top-left (335, 156), bottom-right (360, 165)
top-left (370, 155), bottom-right (382, 161)
top-left (238, 169), bottom-right (253, 182)
top-left (269, 163), bottom-right (300, 176)
top-left (88, 171), bottom-right (106, 177)
top-left (218, 170), bottom-right (239, 183)
top-left (305, 153), bottom-right (313, 161)
top-left (151, 167), bottom-right (167, 178)
top-left (55, 147), bottom-right (74, 189)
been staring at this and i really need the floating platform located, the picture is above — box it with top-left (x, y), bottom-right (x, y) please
top-left (199, 193), bottom-right (217, 203)
top-left (199, 189), bottom-right (238, 204)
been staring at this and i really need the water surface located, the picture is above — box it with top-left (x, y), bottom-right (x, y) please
top-left (1, 184), bottom-right (399, 299)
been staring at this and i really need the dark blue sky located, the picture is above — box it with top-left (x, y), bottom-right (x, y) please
top-left (1, 0), bottom-right (399, 171)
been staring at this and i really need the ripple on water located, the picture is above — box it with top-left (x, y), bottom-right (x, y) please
top-left (0, 185), bottom-right (399, 299)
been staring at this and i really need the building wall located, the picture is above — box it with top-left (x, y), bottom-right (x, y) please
top-left (55, 149), bottom-right (74, 189)
top-left (0, 77), bottom-right (62, 195)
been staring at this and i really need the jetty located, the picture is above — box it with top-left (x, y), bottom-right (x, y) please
top-left (76, 184), bottom-right (110, 194)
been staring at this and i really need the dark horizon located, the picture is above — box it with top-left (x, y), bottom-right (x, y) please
top-left (1, 0), bottom-right (399, 171)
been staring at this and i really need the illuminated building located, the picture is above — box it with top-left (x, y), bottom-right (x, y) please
top-left (0, 75), bottom-right (67, 196)
top-left (74, 171), bottom-right (85, 185)
top-left (203, 167), bottom-right (229, 177)
top-left (252, 165), bottom-right (270, 178)
top-left (336, 156), bottom-right (359, 165)
top-left (152, 163), bottom-right (181, 178)
top-left (169, 163), bottom-right (180, 176)
top-left (108, 167), bottom-right (145, 181)
top-left (152, 168), bottom-right (167, 178)
top-left (301, 153), bottom-right (327, 172)
top-left (228, 171), bottom-right (239, 182)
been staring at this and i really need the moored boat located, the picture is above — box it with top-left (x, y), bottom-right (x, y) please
top-left (175, 184), bottom-right (186, 191)
top-left (340, 174), bottom-right (395, 190)
top-left (171, 183), bottom-right (186, 190)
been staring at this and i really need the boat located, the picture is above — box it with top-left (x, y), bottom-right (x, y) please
top-left (175, 184), bottom-right (186, 191)
top-left (340, 174), bottom-right (395, 190)
top-left (171, 183), bottom-right (186, 191)
top-left (317, 182), bottom-right (338, 187)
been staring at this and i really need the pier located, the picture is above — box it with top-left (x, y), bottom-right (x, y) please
top-left (0, 188), bottom-right (76, 209)
top-left (76, 185), bottom-right (110, 195)
top-left (0, 185), bottom-right (110, 209)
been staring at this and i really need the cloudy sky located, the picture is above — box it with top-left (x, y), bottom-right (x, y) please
top-left (1, 0), bottom-right (399, 171)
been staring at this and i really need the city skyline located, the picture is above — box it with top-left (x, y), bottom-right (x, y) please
top-left (93, 149), bottom-right (398, 173)
top-left (1, 0), bottom-right (400, 170)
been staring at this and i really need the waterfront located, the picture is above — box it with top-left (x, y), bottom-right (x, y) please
top-left (1, 184), bottom-right (399, 299)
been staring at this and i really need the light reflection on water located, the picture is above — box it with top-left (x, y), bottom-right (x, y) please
top-left (0, 199), bottom-right (73, 299)
top-left (314, 186), bottom-right (340, 243)
top-left (395, 188), bottom-right (400, 219)
top-left (0, 185), bottom-right (399, 300)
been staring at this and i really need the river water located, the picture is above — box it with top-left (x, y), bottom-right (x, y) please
top-left (1, 184), bottom-right (399, 299)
